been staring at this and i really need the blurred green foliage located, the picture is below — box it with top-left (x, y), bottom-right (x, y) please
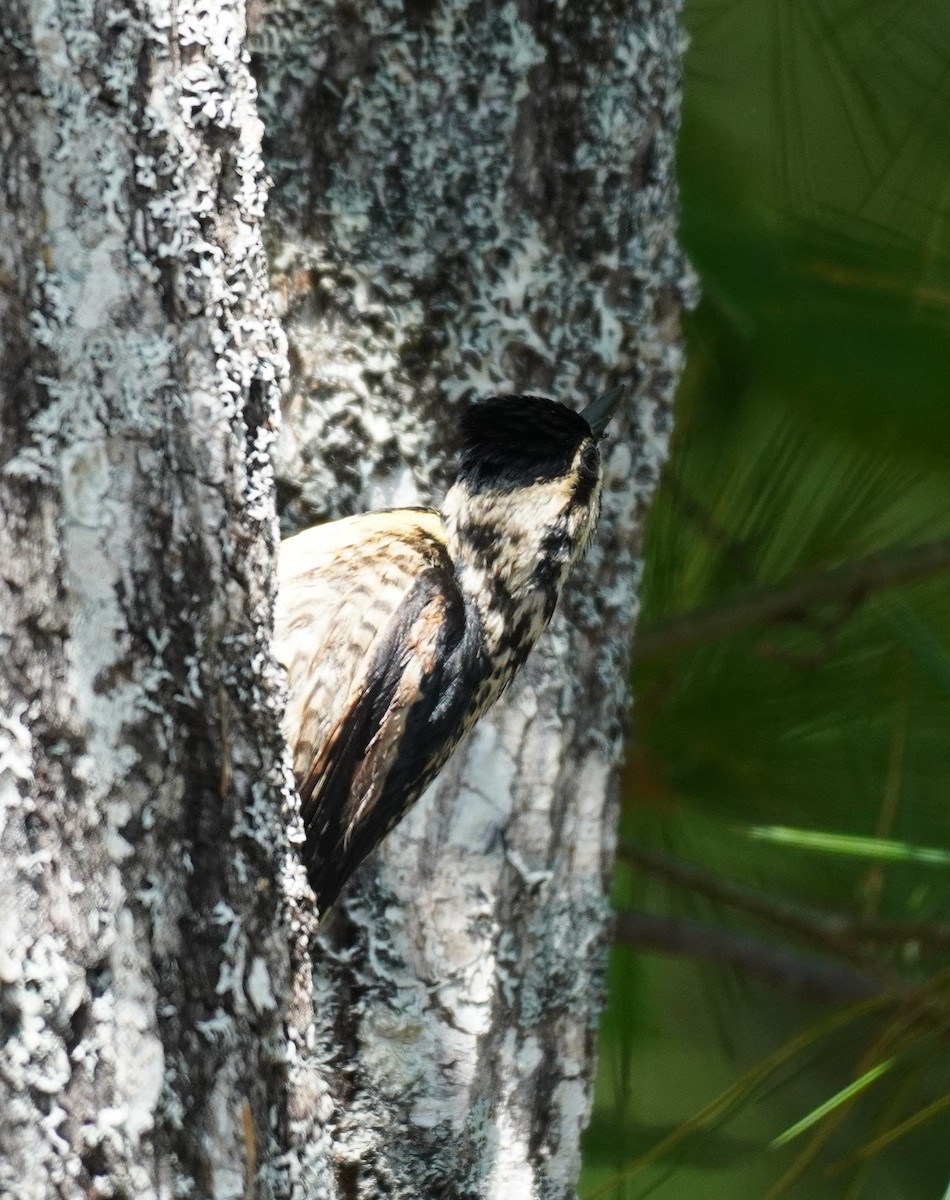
top-left (583, 2), bottom-right (950, 1196)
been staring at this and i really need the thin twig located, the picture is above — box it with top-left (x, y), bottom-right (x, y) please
top-left (863, 658), bottom-right (910, 918)
top-left (662, 470), bottom-right (758, 583)
top-left (613, 910), bottom-right (886, 1004)
top-left (633, 538), bottom-right (950, 661)
top-left (618, 842), bottom-right (950, 954)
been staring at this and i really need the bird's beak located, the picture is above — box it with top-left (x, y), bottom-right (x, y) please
top-left (581, 384), bottom-right (627, 437)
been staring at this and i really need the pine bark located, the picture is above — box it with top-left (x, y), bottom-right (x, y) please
top-left (0, 0), bottom-right (691, 1197)
top-left (0, 1), bottom-right (291, 1197)
top-left (253, 1), bottom-right (693, 1196)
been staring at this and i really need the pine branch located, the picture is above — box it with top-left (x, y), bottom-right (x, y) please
top-left (613, 910), bottom-right (886, 1004)
top-left (633, 538), bottom-right (950, 660)
top-left (619, 843), bottom-right (950, 956)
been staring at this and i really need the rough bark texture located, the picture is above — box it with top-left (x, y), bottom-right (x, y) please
top-left (0, 1), bottom-right (291, 1197)
top-left (252, 1), bottom-right (694, 1197)
top-left (2, 0), bottom-right (690, 1194)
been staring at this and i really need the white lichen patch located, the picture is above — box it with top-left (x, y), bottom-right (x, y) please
top-left (483, 1091), bottom-right (535, 1200)
top-left (246, 956), bottom-right (277, 1013)
top-left (111, 912), bottom-right (165, 1142)
top-left (205, 1066), bottom-right (252, 1200)
top-left (0, 708), bottom-right (35, 830)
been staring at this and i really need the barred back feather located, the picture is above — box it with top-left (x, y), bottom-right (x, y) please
top-left (275, 394), bottom-right (614, 913)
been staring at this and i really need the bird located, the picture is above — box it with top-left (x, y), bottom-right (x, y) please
top-left (274, 386), bottom-right (625, 913)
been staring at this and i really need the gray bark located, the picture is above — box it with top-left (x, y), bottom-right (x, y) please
top-left (1, 0), bottom-right (690, 1195)
top-left (253, 1), bottom-right (693, 1197)
top-left (0, 1), bottom-right (291, 1197)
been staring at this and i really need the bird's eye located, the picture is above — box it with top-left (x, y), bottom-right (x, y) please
top-left (579, 442), bottom-right (600, 475)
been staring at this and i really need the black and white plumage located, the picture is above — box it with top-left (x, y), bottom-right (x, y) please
top-left (275, 389), bottom-right (623, 913)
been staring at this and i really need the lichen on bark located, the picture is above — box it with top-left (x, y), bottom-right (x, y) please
top-left (1, 0), bottom-right (691, 1193)
top-left (1, 0), bottom-right (291, 1196)
top-left (252, 0), bottom-right (694, 1196)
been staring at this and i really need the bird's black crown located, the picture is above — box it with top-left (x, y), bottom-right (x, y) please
top-left (458, 395), bottom-right (592, 495)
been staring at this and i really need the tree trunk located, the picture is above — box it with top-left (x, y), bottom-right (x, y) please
top-left (253, 1), bottom-right (693, 1196)
top-left (0, 1), bottom-right (291, 1197)
top-left (1, 0), bottom-right (690, 1195)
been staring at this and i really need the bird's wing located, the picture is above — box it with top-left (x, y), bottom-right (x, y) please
top-left (275, 510), bottom-right (486, 911)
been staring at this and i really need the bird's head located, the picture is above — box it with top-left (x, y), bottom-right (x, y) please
top-left (441, 387), bottom-right (625, 625)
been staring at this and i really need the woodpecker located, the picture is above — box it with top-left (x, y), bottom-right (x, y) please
top-left (275, 387), bottom-right (624, 913)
